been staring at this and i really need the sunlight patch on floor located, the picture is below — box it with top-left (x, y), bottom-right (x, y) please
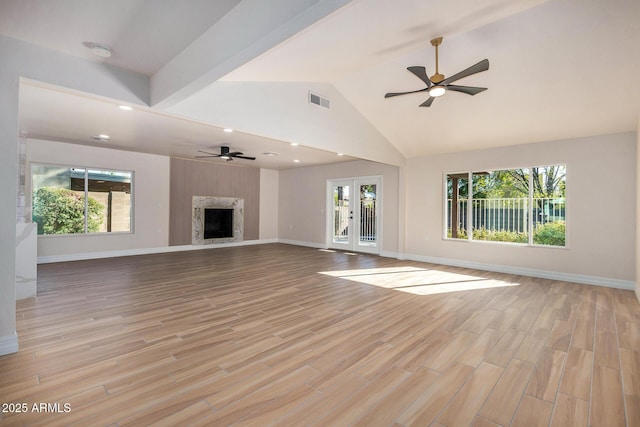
top-left (319, 266), bottom-right (519, 295)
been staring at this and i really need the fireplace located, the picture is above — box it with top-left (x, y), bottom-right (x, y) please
top-left (204, 208), bottom-right (233, 239)
top-left (192, 196), bottom-right (244, 244)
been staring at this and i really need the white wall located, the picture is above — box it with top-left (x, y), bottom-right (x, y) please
top-left (405, 132), bottom-right (636, 287)
top-left (636, 117), bottom-right (640, 301)
top-left (27, 139), bottom-right (170, 257)
top-left (0, 34), bottom-right (149, 355)
top-left (0, 45), bottom-right (19, 354)
top-left (167, 82), bottom-right (406, 167)
top-left (278, 160), bottom-right (400, 255)
top-left (259, 168), bottom-right (279, 240)
top-left (26, 141), bottom-right (282, 257)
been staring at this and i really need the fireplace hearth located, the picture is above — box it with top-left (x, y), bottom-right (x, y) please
top-left (192, 196), bottom-right (244, 244)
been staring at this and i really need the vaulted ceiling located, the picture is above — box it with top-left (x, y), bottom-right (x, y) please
top-left (3, 0), bottom-right (640, 169)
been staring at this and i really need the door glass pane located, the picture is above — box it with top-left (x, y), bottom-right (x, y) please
top-left (446, 174), bottom-right (468, 239)
top-left (359, 184), bottom-right (376, 247)
top-left (471, 169), bottom-right (529, 243)
top-left (333, 185), bottom-right (349, 243)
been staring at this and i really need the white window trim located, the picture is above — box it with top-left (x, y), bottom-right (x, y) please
top-left (443, 165), bottom-right (567, 248)
top-left (31, 162), bottom-right (134, 237)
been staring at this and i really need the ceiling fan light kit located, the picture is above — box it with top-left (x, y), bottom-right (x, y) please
top-left (385, 36), bottom-right (489, 107)
top-left (428, 86), bottom-right (446, 97)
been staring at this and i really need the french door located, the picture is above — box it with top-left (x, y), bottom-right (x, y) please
top-left (327, 177), bottom-right (381, 254)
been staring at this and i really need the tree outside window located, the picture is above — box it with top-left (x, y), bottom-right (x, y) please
top-left (31, 164), bottom-right (132, 235)
top-left (446, 165), bottom-right (566, 246)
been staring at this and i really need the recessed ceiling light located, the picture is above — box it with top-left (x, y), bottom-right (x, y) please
top-left (294, 160), bottom-right (300, 163)
top-left (223, 128), bottom-right (233, 133)
top-left (337, 153), bottom-right (344, 156)
top-left (290, 143), bottom-right (299, 146)
top-left (91, 134), bottom-right (110, 141)
top-left (89, 43), bottom-right (112, 58)
top-left (118, 105), bottom-right (133, 111)
top-left (262, 152), bottom-right (279, 156)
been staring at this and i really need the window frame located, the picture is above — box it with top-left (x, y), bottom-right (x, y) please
top-left (443, 164), bottom-right (567, 248)
top-left (31, 162), bottom-right (134, 237)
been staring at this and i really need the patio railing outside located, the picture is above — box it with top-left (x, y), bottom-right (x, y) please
top-left (447, 197), bottom-right (566, 233)
top-left (333, 199), bottom-right (377, 243)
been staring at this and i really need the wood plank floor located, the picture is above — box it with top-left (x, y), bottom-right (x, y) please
top-left (1, 243), bottom-right (639, 426)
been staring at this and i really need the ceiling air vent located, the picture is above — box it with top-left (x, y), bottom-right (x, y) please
top-left (309, 92), bottom-right (330, 109)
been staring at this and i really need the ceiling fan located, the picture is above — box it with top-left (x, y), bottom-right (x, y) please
top-left (196, 146), bottom-right (256, 161)
top-left (385, 37), bottom-right (489, 107)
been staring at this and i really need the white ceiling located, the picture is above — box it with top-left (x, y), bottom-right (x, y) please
top-left (18, 81), bottom-right (355, 169)
top-left (4, 0), bottom-right (640, 167)
top-left (0, 0), bottom-right (240, 76)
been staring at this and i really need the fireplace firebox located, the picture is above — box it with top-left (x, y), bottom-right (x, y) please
top-left (204, 208), bottom-right (234, 239)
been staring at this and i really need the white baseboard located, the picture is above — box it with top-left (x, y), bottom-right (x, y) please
top-left (0, 333), bottom-right (18, 356)
top-left (380, 250), bottom-right (398, 259)
top-left (405, 253), bottom-right (635, 291)
top-left (37, 239), bottom-right (278, 264)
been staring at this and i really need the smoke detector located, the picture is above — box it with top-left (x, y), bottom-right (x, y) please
top-left (89, 43), bottom-right (112, 58)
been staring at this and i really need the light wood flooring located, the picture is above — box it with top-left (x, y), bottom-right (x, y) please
top-left (1, 243), bottom-right (639, 426)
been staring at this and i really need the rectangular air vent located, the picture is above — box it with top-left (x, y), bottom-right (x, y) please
top-left (309, 92), bottom-right (330, 109)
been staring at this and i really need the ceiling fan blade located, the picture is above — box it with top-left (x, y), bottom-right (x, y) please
top-left (445, 85), bottom-right (487, 96)
top-left (227, 151), bottom-right (243, 157)
top-left (440, 59), bottom-right (489, 85)
top-left (197, 149), bottom-right (220, 156)
top-left (419, 97), bottom-right (435, 107)
top-left (385, 87), bottom-right (429, 98)
top-left (235, 155), bottom-right (256, 160)
top-left (407, 66), bottom-right (432, 87)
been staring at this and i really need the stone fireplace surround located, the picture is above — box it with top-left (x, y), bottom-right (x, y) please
top-left (192, 196), bottom-right (244, 245)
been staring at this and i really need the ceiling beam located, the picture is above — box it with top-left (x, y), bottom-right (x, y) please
top-left (150, 0), bottom-right (351, 109)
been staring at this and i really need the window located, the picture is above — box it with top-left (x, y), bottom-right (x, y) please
top-left (32, 164), bottom-right (132, 235)
top-left (445, 165), bottom-right (566, 246)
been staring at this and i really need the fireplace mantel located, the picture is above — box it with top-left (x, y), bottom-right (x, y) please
top-left (192, 196), bottom-right (244, 245)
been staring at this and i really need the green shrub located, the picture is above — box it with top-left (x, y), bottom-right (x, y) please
top-left (472, 227), bottom-right (528, 243)
top-left (534, 221), bottom-right (566, 246)
top-left (448, 222), bottom-right (565, 246)
top-left (33, 187), bottom-right (103, 234)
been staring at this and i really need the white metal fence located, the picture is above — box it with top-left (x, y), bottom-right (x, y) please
top-left (360, 200), bottom-right (376, 242)
top-left (334, 205), bottom-right (349, 242)
top-left (448, 197), bottom-right (565, 232)
top-left (333, 200), bottom-right (377, 242)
